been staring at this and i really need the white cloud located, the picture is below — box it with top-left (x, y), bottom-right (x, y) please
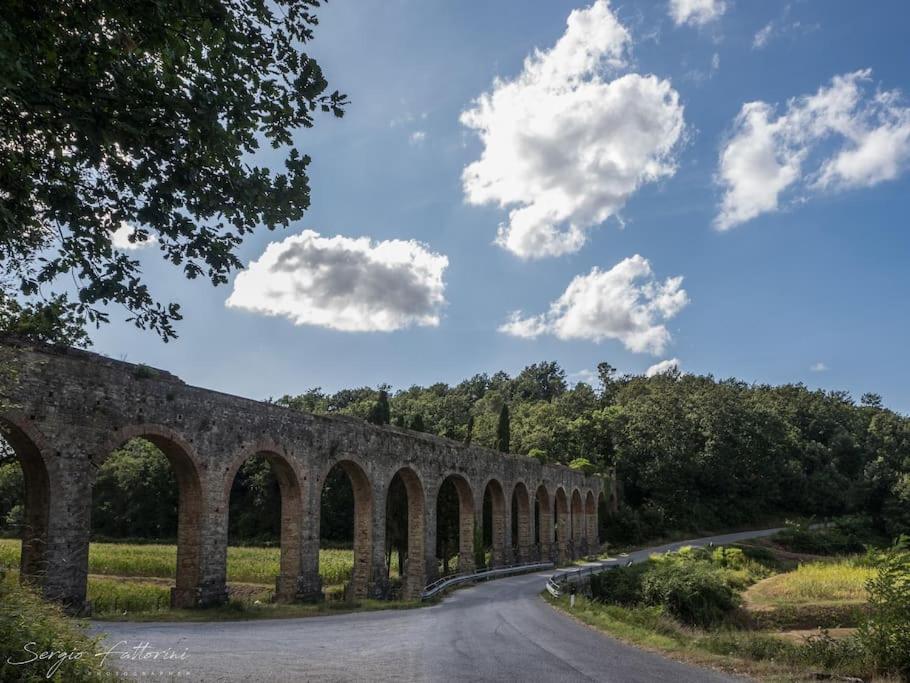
top-left (752, 22), bottom-right (775, 49)
top-left (751, 6), bottom-right (820, 51)
top-left (646, 358), bottom-right (681, 377)
top-left (715, 70), bottom-right (910, 230)
top-left (685, 52), bottom-right (721, 84)
top-left (111, 222), bottom-right (157, 251)
top-left (569, 368), bottom-right (597, 386)
top-left (810, 362), bottom-right (828, 372)
top-left (498, 255), bottom-right (688, 354)
top-left (409, 130), bottom-right (426, 145)
top-left (226, 230), bottom-right (448, 332)
top-left (669, 0), bottom-right (726, 27)
top-left (461, 0), bottom-right (685, 259)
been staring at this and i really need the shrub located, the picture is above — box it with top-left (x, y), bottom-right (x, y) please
top-left (0, 570), bottom-right (118, 682)
top-left (591, 546), bottom-right (769, 627)
top-left (857, 541), bottom-right (910, 680)
top-left (774, 521), bottom-right (865, 555)
top-left (641, 560), bottom-right (739, 627)
top-left (730, 542), bottom-right (781, 569)
top-left (700, 631), bottom-right (792, 661)
top-left (798, 630), bottom-right (868, 673)
top-left (131, 364), bottom-right (158, 380)
top-left (590, 564), bottom-right (647, 605)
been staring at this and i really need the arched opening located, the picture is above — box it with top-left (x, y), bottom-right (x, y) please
top-left (554, 487), bottom-right (569, 565)
top-left (320, 460), bottom-right (372, 599)
top-left (534, 485), bottom-right (552, 561)
top-left (571, 489), bottom-right (584, 557)
top-left (585, 491), bottom-right (597, 552)
top-left (481, 479), bottom-right (506, 567)
top-left (0, 417), bottom-right (50, 587)
top-left (92, 429), bottom-right (203, 608)
top-left (510, 482), bottom-right (531, 562)
top-left (385, 467), bottom-right (426, 600)
top-left (225, 451), bottom-right (302, 603)
top-left (435, 474), bottom-right (474, 576)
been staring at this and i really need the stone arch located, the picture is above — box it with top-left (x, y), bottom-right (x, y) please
top-left (571, 489), bottom-right (584, 556)
top-left (222, 442), bottom-right (304, 602)
top-left (436, 473), bottom-right (475, 574)
top-left (585, 490), bottom-right (597, 550)
top-left (534, 484), bottom-right (553, 561)
top-left (385, 466), bottom-right (426, 600)
top-left (510, 481), bottom-right (531, 562)
top-left (319, 457), bottom-right (373, 599)
top-left (98, 424), bottom-right (205, 608)
top-left (481, 478), bottom-right (507, 567)
top-left (554, 487), bottom-right (569, 565)
top-left (0, 413), bottom-right (52, 586)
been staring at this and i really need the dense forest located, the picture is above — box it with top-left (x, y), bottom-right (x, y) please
top-left (1, 361), bottom-right (908, 548)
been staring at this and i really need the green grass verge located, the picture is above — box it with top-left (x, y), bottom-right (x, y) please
top-left (93, 594), bottom-right (424, 622)
top-left (543, 592), bottom-right (870, 682)
top-left (544, 547), bottom-right (883, 681)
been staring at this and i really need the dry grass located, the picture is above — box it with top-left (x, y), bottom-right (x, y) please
top-left (745, 560), bottom-right (873, 609)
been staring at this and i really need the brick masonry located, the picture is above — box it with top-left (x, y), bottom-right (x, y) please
top-left (0, 336), bottom-right (613, 611)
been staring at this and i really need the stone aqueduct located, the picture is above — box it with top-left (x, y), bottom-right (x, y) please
top-left (1, 338), bottom-right (613, 610)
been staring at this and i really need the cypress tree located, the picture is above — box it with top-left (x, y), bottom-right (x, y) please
top-left (495, 404), bottom-right (510, 453)
top-left (410, 413), bottom-right (425, 432)
top-left (464, 415), bottom-right (474, 444)
top-left (368, 389), bottom-right (391, 425)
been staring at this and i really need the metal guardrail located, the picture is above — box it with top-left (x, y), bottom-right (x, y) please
top-left (422, 561), bottom-right (554, 600)
top-left (546, 557), bottom-right (629, 597)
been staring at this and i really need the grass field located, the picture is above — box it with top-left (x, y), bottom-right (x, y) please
top-left (0, 537), bottom-right (355, 587)
top-left (0, 538), bottom-right (419, 619)
top-left (745, 560), bottom-right (873, 608)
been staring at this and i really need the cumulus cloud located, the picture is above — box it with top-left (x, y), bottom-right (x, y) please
top-left (111, 222), bottom-right (157, 251)
top-left (646, 358), bottom-right (681, 377)
top-left (715, 70), bottom-right (910, 230)
top-left (226, 230), bottom-right (448, 332)
top-left (669, 0), bottom-right (726, 27)
top-left (461, 0), bottom-right (685, 259)
top-left (498, 255), bottom-right (688, 354)
top-left (810, 362), bottom-right (828, 372)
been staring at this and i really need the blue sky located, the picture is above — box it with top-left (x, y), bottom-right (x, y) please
top-left (97, 0), bottom-right (910, 413)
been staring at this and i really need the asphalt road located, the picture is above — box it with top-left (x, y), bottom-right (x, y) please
top-left (89, 528), bottom-right (781, 682)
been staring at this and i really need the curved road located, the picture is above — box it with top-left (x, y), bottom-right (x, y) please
top-left (89, 529), bottom-right (780, 682)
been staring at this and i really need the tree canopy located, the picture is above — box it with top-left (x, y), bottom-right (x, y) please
top-left (0, 0), bottom-right (346, 344)
top-left (272, 362), bottom-right (909, 544)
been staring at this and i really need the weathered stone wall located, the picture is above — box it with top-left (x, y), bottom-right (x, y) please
top-left (0, 337), bottom-right (606, 610)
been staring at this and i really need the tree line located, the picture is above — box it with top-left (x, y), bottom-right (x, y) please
top-left (272, 360), bottom-right (908, 543)
top-left (1, 361), bottom-right (907, 548)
